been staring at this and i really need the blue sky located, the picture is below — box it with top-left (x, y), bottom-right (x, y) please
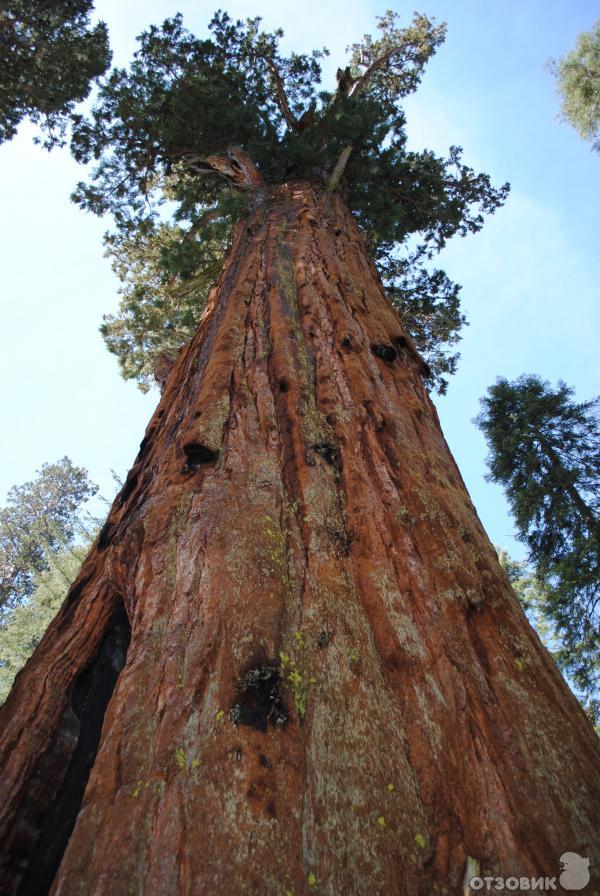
top-left (0, 0), bottom-right (598, 561)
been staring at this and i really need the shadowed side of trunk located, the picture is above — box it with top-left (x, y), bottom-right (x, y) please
top-left (0, 182), bottom-right (598, 896)
top-left (12, 604), bottom-right (130, 896)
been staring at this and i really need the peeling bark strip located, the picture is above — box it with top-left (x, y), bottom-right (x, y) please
top-left (0, 183), bottom-right (599, 895)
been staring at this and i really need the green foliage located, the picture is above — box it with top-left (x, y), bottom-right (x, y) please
top-left (551, 20), bottom-right (600, 152)
top-left (478, 378), bottom-right (599, 717)
top-left (0, 545), bottom-right (88, 704)
top-left (0, 457), bottom-right (97, 614)
top-left (0, 0), bottom-right (111, 145)
top-left (68, 10), bottom-right (508, 392)
top-left (101, 222), bottom-right (225, 391)
top-left (386, 263), bottom-right (465, 394)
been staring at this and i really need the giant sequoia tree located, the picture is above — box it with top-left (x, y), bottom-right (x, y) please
top-left (0, 12), bottom-right (598, 896)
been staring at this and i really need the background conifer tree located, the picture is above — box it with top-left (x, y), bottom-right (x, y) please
top-left (0, 457), bottom-right (98, 614)
top-left (0, 544), bottom-right (90, 704)
top-left (549, 19), bottom-right (600, 152)
top-left (477, 375), bottom-right (599, 717)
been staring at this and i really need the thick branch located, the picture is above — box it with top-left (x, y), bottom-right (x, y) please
top-left (182, 147), bottom-right (264, 190)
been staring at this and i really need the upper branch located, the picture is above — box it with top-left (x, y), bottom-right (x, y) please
top-left (263, 58), bottom-right (298, 132)
top-left (347, 47), bottom-right (400, 97)
top-left (340, 14), bottom-right (446, 101)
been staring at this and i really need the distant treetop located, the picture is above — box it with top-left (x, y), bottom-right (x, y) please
top-left (550, 20), bottom-right (600, 152)
top-left (0, 457), bottom-right (97, 614)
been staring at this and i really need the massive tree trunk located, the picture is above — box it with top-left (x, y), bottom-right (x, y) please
top-left (0, 182), bottom-right (598, 896)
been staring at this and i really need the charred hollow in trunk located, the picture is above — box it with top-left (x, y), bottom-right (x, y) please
top-left (1, 604), bottom-right (130, 896)
top-left (0, 182), bottom-right (598, 895)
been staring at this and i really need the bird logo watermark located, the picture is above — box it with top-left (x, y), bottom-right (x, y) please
top-left (559, 853), bottom-right (591, 891)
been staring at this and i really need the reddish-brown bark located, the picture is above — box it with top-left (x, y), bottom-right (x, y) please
top-left (0, 182), bottom-right (598, 895)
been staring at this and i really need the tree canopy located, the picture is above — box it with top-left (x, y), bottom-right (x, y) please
top-left (0, 0), bottom-right (111, 145)
top-left (477, 376), bottom-right (599, 711)
top-left (67, 10), bottom-right (508, 393)
top-left (551, 19), bottom-right (600, 152)
top-left (0, 457), bottom-right (97, 614)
